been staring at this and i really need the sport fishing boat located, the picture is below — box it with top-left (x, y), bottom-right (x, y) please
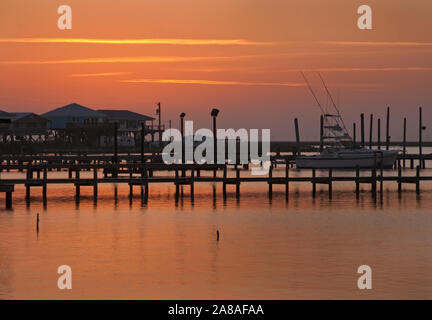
top-left (296, 147), bottom-right (399, 169)
top-left (295, 72), bottom-right (399, 169)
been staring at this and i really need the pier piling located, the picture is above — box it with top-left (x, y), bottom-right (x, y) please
top-left (355, 166), bottom-right (360, 198)
top-left (268, 166), bottom-right (273, 197)
top-left (377, 118), bottom-right (381, 150)
top-left (416, 165), bottom-right (421, 194)
top-left (403, 118), bottom-right (407, 169)
top-left (353, 123), bottom-right (356, 144)
top-left (419, 107), bottom-right (424, 168)
top-left (294, 118), bottom-right (301, 155)
top-left (386, 107), bottom-right (390, 150)
top-left (285, 162), bottom-right (289, 197)
top-left (312, 169), bottom-right (316, 197)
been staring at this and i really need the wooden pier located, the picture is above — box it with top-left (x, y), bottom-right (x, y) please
top-left (0, 159), bottom-right (431, 209)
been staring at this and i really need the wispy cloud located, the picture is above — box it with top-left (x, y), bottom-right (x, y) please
top-left (119, 78), bottom-right (305, 87)
top-left (0, 56), bottom-right (239, 65)
top-left (119, 78), bottom-right (382, 91)
top-left (305, 66), bottom-right (432, 72)
top-left (319, 41), bottom-right (432, 47)
top-left (2, 38), bottom-right (431, 48)
top-left (0, 37), bottom-right (271, 46)
top-left (71, 72), bottom-right (133, 77)
top-left (176, 66), bottom-right (432, 74)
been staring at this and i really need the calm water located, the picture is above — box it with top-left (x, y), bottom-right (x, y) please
top-left (0, 164), bottom-right (432, 299)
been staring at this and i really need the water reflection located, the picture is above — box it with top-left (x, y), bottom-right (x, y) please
top-left (0, 168), bottom-right (431, 299)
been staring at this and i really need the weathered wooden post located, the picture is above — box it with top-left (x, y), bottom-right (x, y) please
top-left (386, 106), bottom-right (390, 150)
top-left (419, 107), bottom-right (425, 168)
top-left (355, 166), bottom-right (360, 198)
top-left (222, 165), bottom-right (227, 197)
top-left (377, 118), bottom-right (381, 150)
top-left (235, 167), bottom-right (240, 198)
top-left (312, 168), bottom-right (316, 197)
top-left (353, 123), bottom-right (356, 144)
top-left (180, 112), bottom-right (186, 177)
top-left (268, 165), bottom-right (273, 197)
top-left (403, 117), bottom-right (407, 169)
top-left (211, 108), bottom-right (219, 177)
top-left (5, 186), bottom-right (13, 209)
top-left (285, 160), bottom-right (289, 197)
top-left (371, 153), bottom-right (377, 197)
top-left (93, 166), bottom-right (98, 199)
top-left (157, 102), bottom-right (162, 146)
top-left (75, 167), bottom-right (80, 199)
top-left (25, 163), bottom-right (31, 200)
top-left (175, 168), bottom-right (179, 197)
top-left (294, 118), bottom-right (301, 155)
top-left (143, 165), bottom-right (149, 197)
top-left (360, 113), bottom-right (365, 148)
top-left (379, 152), bottom-right (384, 197)
top-left (397, 166), bottom-right (402, 193)
top-left (43, 165), bottom-right (47, 203)
top-left (190, 168), bottom-right (195, 198)
top-left (369, 114), bottom-right (373, 149)
top-left (419, 107), bottom-right (423, 158)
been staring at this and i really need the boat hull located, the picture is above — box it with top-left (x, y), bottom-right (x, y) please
top-left (296, 150), bottom-right (399, 169)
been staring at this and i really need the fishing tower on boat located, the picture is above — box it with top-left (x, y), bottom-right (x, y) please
top-left (301, 72), bottom-right (354, 148)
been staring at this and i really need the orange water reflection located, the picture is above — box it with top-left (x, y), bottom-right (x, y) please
top-left (0, 169), bottom-right (431, 299)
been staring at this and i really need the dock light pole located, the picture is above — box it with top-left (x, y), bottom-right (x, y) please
top-left (156, 102), bottom-right (162, 146)
top-left (419, 107), bottom-right (426, 167)
top-left (211, 108), bottom-right (219, 179)
top-left (180, 112), bottom-right (186, 164)
top-left (211, 108), bottom-right (219, 164)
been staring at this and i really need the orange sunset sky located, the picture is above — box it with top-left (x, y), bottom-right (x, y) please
top-left (0, 0), bottom-right (431, 140)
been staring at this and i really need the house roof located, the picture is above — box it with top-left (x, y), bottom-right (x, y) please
top-left (41, 103), bottom-right (107, 118)
top-left (11, 112), bottom-right (50, 122)
top-left (11, 112), bottom-right (31, 121)
top-left (97, 109), bottom-right (155, 121)
top-left (0, 109), bottom-right (14, 119)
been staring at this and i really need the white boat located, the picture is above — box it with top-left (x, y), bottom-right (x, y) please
top-left (296, 148), bottom-right (399, 169)
top-left (295, 72), bottom-right (399, 169)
